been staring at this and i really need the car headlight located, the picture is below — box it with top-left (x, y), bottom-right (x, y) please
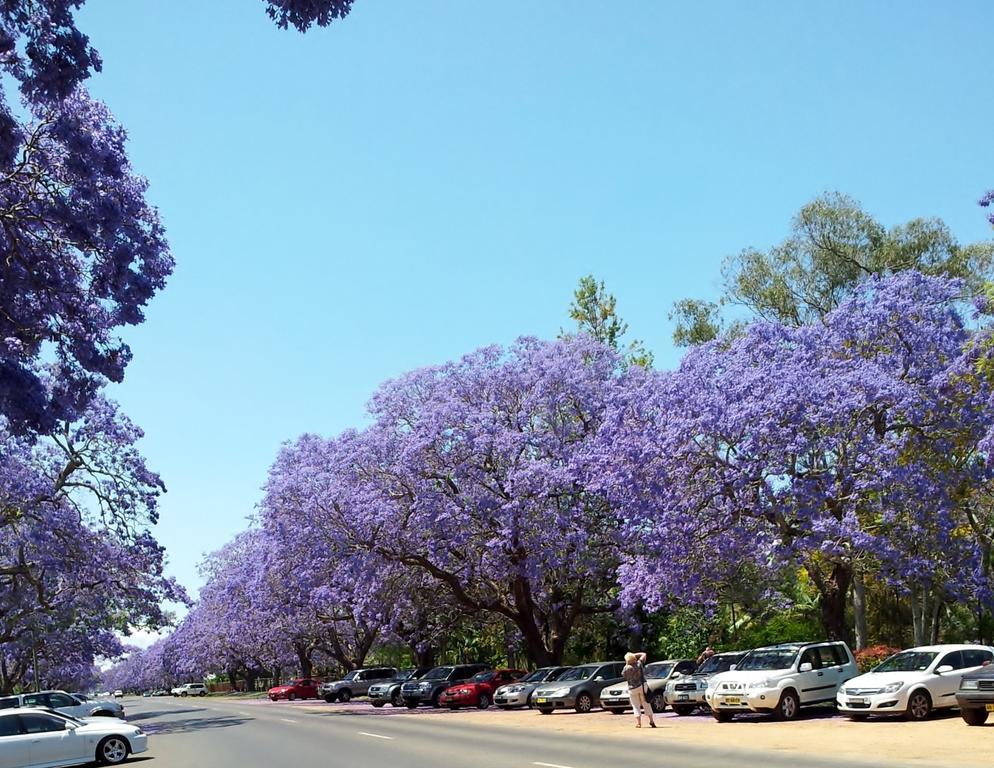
top-left (549, 687), bottom-right (572, 697)
top-left (747, 679), bottom-right (772, 689)
top-left (960, 679), bottom-right (980, 691)
top-left (418, 682), bottom-right (432, 690)
top-left (880, 682), bottom-right (903, 694)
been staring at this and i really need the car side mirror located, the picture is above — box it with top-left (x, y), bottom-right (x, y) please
top-left (799, 662), bottom-right (813, 672)
top-left (935, 665), bottom-right (953, 674)
top-left (594, 676), bottom-right (604, 681)
top-left (729, 664), bottom-right (737, 671)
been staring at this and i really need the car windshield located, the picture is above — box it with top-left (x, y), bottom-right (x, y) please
top-left (873, 651), bottom-right (938, 673)
top-left (737, 648), bottom-right (798, 671)
top-left (396, 669), bottom-right (416, 681)
top-left (521, 668), bottom-right (551, 683)
top-left (645, 663), bottom-right (674, 679)
top-left (556, 665), bottom-right (598, 682)
top-left (424, 667), bottom-right (455, 681)
top-left (471, 671), bottom-right (495, 683)
top-left (342, 672), bottom-right (359, 681)
top-left (703, 655), bottom-right (740, 675)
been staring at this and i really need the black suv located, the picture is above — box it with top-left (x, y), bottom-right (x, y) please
top-left (400, 663), bottom-right (490, 708)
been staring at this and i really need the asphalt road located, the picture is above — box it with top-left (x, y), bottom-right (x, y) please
top-left (122, 696), bottom-right (937, 768)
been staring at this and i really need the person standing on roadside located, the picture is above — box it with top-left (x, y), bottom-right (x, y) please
top-left (623, 651), bottom-right (656, 728)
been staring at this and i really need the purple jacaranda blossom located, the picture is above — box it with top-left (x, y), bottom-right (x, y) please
top-left (264, 0), bottom-right (356, 31)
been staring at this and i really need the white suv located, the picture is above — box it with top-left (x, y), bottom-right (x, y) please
top-left (706, 641), bottom-right (857, 721)
top-left (171, 683), bottom-right (208, 697)
top-left (838, 644), bottom-right (994, 721)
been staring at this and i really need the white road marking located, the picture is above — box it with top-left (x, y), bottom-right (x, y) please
top-left (533, 763), bottom-right (575, 768)
top-left (236, 711), bottom-right (251, 717)
top-left (358, 731), bottom-right (394, 740)
top-left (279, 718), bottom-right (298, 723)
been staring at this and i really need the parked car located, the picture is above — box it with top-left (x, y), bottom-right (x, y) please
top-left (319, 667), bottom-right (397, 703)
top-left (400, 664), bottom-right (490, 708)
top-left (494, 666), bottom-right (570, 709)
top-left (171, 683), bottom-right (208, 697)
top-left (838, 644), bottom-right (994, 721)
top-left (663, 650), bottom-right (746, 715)
top-left (600, 658), bottom-right (697, 714)
top-left (533, 661), bottom-right (625, 714)
top-left (706, 640), bottom-right (858, 721)
top-left (0, 690), bottom-right (125, 719)
top-left (368, 668), bottom-right (432, 708)
top-left (112, 690), bottom-right (124, 699)
top-left (956, 658), bottom-right (994, 725)
top-left (0, 708), bottom-right (147, 767)
top-left (150, 689), bottom-right (171, 697)
top-left (438, 668), bottom-right (527, 709)
top-left (268, 677), bottom-right (321, 701)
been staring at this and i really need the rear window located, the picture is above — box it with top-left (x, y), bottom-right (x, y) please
top-left (0, 699), bottom-right (18, 710)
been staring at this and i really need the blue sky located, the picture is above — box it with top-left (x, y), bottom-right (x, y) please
top-left (75, 0), bottom-right (994, 603)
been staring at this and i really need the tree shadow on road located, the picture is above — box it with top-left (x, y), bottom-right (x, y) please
top-left (127, 708), bottom-right (205, 723)
top-left (142, 715), bottom-right (252, 735)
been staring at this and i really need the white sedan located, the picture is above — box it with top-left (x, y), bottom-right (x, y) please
top-left (0, 708), bottom-right (147, 767)
top-left (837, 643), bottom-right (994, 720)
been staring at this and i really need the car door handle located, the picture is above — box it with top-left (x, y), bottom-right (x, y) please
top-left (817, 671), bottom-right (824, 676)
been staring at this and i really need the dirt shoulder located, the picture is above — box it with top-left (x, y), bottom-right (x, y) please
top-left (449, 707), bottom-right (992, 768)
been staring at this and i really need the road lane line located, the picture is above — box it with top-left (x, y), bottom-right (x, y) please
top-left (358, 731), bottom-right (394, 740)
top-left (280, 718), bottom-right (298, 723)
top-left (533, 763), bottom-right (575, 768)
top-left (236, 711), bottom-right (251, 716)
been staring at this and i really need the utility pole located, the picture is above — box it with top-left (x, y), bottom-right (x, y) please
top-left (32, 645), bottom-right (40, 693)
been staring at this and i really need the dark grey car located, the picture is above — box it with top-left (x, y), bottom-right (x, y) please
top-left (532, 662), bottom-right (625, 714)
top-left (400, 663), bottom-right (489, 708)
top-left (367, 667), bottom-right (432, 707)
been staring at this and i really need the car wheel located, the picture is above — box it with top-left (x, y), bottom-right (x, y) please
top-left (200, 691), bottom-right (207, 697)
top-left (96, 736), bottom-right (129, 765)
top-left (288, 693), bottom-right (296, 702)
top-left (405, 701), bottom-right (419, 709)
top-left (673, 705), bottom-right (694, 716)
top-left (338, 689), bottom-right (352, 703)
top-left (905, 690), bottom-right (932, 721)
top-left (713, 709), bottom-right (733, 722)
top-left (774, 689), bottom-right (800, 721)
top-left (431, 691), bottom-right (443, 708)
top-left (324, 693), bottom-right (337, 703)
top-left (650, 692), bottom-right (667, 713)
top-left (91, 710), bottom-right (114, 717)
top-left (477, 693), bottom-right (491, 709)
top-left (575, 693), bottom-right (594, 713)
top-left (538, 708), bottom-right (552, 715)
top-left (371, 702), bottom-right (384, 708)
top-left (180, 692), bottom-right (187, 697)
top-left (962, 707), bottom-right (989, 726)
top-left (391, 690), bottom-right (404, 707)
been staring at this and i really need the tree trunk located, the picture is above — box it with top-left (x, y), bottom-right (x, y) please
top-left (244, 669), bottom-right (258, 693)
top-left (852, 572), bottom-right (868, 650)
top-left (929, 598), bottom-right (943, 644)
top-left (294, 642), bottom-right (313, 677)
top-left (412, 645), bottom-right (436, 669)
top-left (810, 561), bottom-right (853, 641)
top-left (911, 587), bottom-right (926, 646)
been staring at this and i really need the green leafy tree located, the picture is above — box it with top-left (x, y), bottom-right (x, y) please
top-left (566, 275), bottom-right (653, 366)
top-left (671, 192), bottom-right (994, 345)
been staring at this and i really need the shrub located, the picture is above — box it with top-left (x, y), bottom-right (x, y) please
top-left (855, 645), bottom-right (901, 673)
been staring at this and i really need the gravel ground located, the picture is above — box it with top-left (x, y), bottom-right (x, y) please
top-left (242, 697), bottom-right (993, 767)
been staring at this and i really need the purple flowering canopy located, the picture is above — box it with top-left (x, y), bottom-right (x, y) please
top-left (590, 272), bottom-right (993, 641)
top-left (263, 337), bottom-right (626, 665)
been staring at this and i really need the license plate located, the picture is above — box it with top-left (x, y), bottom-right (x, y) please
top-left (535, 698), bottom-right (547, 704)
top-left (724, 696), bottom-right (741, 705)
top-left (848, 697), bottom-right (867, 705)
top-left (677, 694), bottom-right (689, 701)
top-left (986, 704), bottom-right (994, 713)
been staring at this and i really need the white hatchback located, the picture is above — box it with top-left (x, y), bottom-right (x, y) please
top-left (0, 707), bottom-right (147, 767)
top-left (837, 644), bottom-right (994, 721)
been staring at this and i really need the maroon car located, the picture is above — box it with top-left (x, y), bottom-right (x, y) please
top-left (268, 677), bottom-right (321, 701)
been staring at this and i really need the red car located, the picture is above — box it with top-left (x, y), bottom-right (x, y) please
top-left (438, 668), bottom-right (527, 709)
top-left (268, 677), bottom-right (321, 701)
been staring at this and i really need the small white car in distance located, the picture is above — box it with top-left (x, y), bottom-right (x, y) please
top-left (837, 644), bottom-right (994, 721)
top-left (0, 707), bottom-right (147, 766)
top-left (706, 640), bottom-right (858, 721)
top-left (171, 682), bottom-right (208, 697)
